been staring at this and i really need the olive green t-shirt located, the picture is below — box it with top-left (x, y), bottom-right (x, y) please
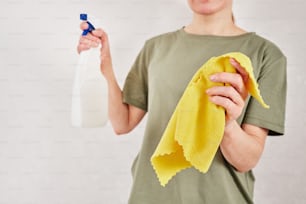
top-left (122, 28), bottom-right (287, 204)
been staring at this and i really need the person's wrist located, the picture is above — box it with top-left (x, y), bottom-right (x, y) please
top-left (224, 120), bottom-right (238, 137)
top-left (104, 69), bottom-right (116, 84)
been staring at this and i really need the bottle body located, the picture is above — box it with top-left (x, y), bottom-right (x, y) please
top-left (71, 47), bottom-right (108, 128)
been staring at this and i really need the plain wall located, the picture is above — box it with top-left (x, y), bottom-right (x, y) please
top-left (0, 0), bottom-right (305, 203)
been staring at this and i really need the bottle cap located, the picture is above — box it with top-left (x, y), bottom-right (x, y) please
top-left (80, 13), bottom-right (87, 20)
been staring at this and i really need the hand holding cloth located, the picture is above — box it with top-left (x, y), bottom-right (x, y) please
top-left (151, 52), bottom-right (269, 187)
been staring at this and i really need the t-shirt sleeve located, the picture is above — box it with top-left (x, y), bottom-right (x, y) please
top-left (122, 42), bottom-right (150, 111)
top-left (242, 50), bottom-right (287, 136)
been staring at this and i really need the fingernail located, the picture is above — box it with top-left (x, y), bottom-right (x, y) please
top-left (230, 58), bottom-right (238, 65)
top-left (210, 75), bottom-right (216, 81)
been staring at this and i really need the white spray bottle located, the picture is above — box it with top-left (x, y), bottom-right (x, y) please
top-left (71, 13), bottom-right (108, 128)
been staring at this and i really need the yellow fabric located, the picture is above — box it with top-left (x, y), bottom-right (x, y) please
top-left (150, 52), bottom-right (269, 187)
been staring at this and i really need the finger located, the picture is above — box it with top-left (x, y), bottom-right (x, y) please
top-left (92, 29), bottom-right (104, 38)
top-left (80, 23), bottom-right (103, 43)
top-left (93, 29), bottom-right (110, 48)
top-left (206, 86), bottom-right (244, 106)
top-left (210, 72), bottom-right (245, 94)
top-left (83, 29), bottom-right (108, 46)
top-left (79, 37), bottom-right (99, 47)
top-left (209, 95), bottom-right (234, 112)
top-left (80, 22), bottom-right (89, 30)
top-left (229, 58), bottom-right (249, 83)
top-left (95, 29), bottom-right (110, 51)
top-left (82, 34), bottom-right (101, 44)
top-left (209, 95), bottom-right (243, 122)
top-left (77, 43), bottom-right (90, 53)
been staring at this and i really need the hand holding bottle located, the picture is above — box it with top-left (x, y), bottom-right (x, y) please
top-left (77, 23), bottom-right (101, 52)
top-left (77, 18), bottom-right (113, 78)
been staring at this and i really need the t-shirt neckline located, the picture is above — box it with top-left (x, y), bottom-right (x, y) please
top-left (178, 27), bottom-right (255, 40)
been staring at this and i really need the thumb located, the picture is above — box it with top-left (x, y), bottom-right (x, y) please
top-left (91, 29), bottom-right (112, 66)
top-left (92, 29), bottom-right (110, 51)
top-left (230, 58), bottom-right (249, 84)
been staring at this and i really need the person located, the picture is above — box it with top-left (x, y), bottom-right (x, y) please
top-left (77, 0), bottom-right (287, 203)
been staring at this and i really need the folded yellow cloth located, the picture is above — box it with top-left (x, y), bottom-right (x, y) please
top-left (151, 52), bottom-right (269, 187)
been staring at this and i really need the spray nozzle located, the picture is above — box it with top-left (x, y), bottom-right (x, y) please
top-left (80, 13), bottom-right (95, 36)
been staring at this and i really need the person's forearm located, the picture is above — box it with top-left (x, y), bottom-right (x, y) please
top-left (220, 121), bottom-right (267, 172)
top-left (103, 66), bottom-right (131, 134)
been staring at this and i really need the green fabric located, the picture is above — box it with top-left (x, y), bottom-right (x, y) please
top-left (122, 28), bottom-right (287, 204)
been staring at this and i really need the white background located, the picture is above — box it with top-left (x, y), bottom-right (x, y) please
top-left (0, 0), bottom-right (305, 203)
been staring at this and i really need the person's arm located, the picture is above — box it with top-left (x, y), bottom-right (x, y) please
top-left (206, 58), bottom-right (268, 172)
top-left (220, 122), bottom-right (268, 172)
top-left (77, 22), bottom-right (146, 135)
top-left (104, 69), bottom-right (146, 135)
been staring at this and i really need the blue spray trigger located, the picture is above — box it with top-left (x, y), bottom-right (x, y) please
top-left (80, 13), bottom-right (95, 36)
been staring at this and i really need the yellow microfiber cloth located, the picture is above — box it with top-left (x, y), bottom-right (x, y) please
top-left (150, 52), bottom-right (269, 187)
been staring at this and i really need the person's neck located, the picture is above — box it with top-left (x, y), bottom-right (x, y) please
top-left (184, 12), bottom-right (246, 36)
